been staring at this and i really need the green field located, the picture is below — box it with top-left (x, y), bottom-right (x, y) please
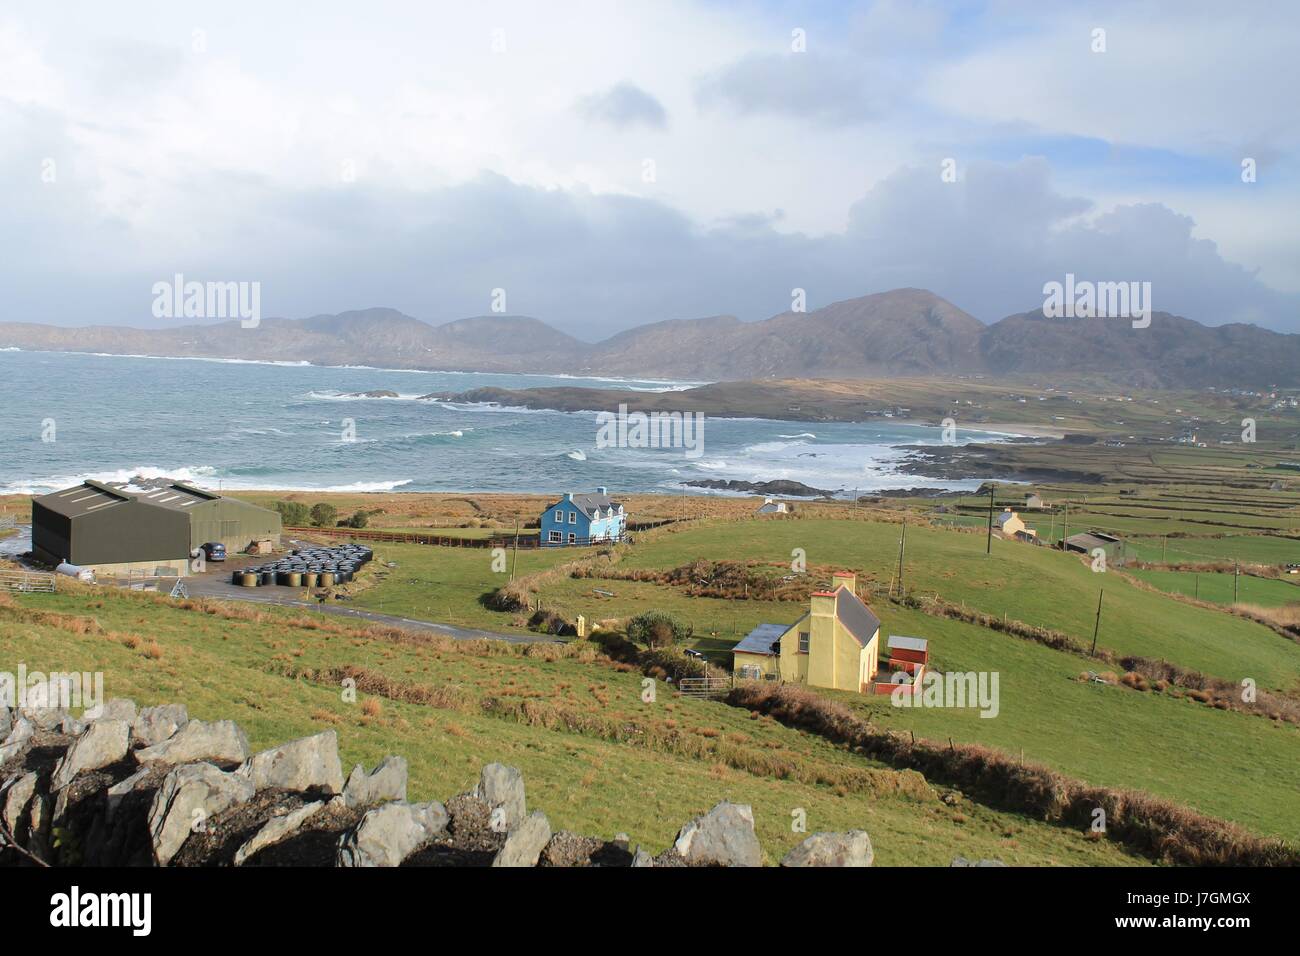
top-left (601, 519), bottom-right (1300, 689)
top-left (1129, 568), bottom-right (1300, 608)
top-left (0, 587), bottom-right (1140, 866)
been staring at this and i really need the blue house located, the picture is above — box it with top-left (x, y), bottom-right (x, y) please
top-left (539, 487), bottom-right (626, 546)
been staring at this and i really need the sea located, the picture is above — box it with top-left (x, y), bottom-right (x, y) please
top-left (0, 349), bottom-right (1012, 498)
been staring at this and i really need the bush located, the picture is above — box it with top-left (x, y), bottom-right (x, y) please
top-left (310, 503), bottom-right (338, 528)
top-left (274, 500), bottom-right (311, 526)
top-left (626, 610), bottom-right (692, 649)
top-left (346, 510), bottom-right (369, 529)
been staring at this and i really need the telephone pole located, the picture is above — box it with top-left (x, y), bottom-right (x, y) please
top-left (895, 517), bottom-right (908, 597)
top-left (1091, 589), bottom-right (1104, 655)
top-left (510, 521), bottom-right (520, 582)
top-left (1233, 561), bottom-right (1240, 603)
top-left (985, 483), bottom-right (996, 555)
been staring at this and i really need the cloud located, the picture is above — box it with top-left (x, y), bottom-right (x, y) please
top-left (576, 82), bottom-right (667, 130)
top-left (694, 53), bottom-right (890, 125)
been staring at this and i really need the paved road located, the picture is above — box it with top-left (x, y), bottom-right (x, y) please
top-left (125, 568), bottom-right (550, 645)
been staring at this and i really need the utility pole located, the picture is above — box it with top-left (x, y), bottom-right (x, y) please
top-left (1091, 589), bottom-right (1103, 655)
top-left (985, 483), bottom-right (995, 555)
top-left (510, 521), bottom-right (520, 582)
top-left (1233, 561), bottom-right (1240, 603)
top-left (895, 517), bottom-right (907, 597)
top-left (1162, 535), bottom-right (1168, 563)
top-left (1194, 574), bottom-right (1199, 600)
top-left (1061, 504), bottom-right (1069, 551)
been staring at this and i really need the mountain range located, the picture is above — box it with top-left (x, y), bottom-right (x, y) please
top-left (3, 289), bottom-right (1298, 389)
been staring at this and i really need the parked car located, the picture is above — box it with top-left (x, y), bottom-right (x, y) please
top-left (200, 542), bottom-right (227, 562)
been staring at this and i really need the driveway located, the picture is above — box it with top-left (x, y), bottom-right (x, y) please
top-left (125, 561), bottom-right (550, 645)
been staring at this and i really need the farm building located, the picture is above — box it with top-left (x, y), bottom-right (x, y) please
top-left (731, 572), bottom-right (881, 694)
top-left (755, 497), bottom-right (788, 515)
top-left (995, 509), bottom-right (1035, 538)
top-left (1064, 530), bottom-right (1127, 566)
top-left (539, 487), bottom-right (626, 546)
top-left (1024, 493), bottom-right (1046, 509)
top-left (32, 479), bottom-right (281, 576)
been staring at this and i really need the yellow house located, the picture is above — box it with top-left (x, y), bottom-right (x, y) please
top-left (731, 572), bottom-right (881, 694)
top-left (995, 509), bottom-right (1035, 538)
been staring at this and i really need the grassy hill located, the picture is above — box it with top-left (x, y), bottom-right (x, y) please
top-left (0, 585), bottom-right (1138, 866)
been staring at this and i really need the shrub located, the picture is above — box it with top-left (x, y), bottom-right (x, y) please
top-left (626, 610), bottom-right (692, 649)
top-left (310, 503), bottom-right (339, 528)
top-left (274, 500), bottom-right (311, 526)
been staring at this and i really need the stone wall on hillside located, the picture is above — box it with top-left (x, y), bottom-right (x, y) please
top-left (0, 694), bottom-right (879, 868)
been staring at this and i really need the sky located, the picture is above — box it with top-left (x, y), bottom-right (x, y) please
top-left (1, 0), bottom-right (1297, 339)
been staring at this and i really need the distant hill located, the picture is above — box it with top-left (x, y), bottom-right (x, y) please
top-left (3, 289), bottom-right (1298, 388)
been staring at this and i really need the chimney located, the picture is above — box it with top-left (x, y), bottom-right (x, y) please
top-left (810, 589), bottom-right (837, 618)
top-left (564, 493), bottom-right (574, 502)
top-left (831, 571), bottom-right (856, 593)
top-left (596, 486), bottom-right (607, 495)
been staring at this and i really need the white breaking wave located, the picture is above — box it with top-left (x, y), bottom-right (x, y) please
top-left (566, 450), bottom-right (587, 461)
top-left (778, 432), bottom-right (817, 439)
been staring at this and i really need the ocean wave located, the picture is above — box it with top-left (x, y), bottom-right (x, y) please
top-left (0, 465), bottom-right (219, 496)
top-left (566, 450), bottom-right (587, 461)
top-left (778, 432), bottom-right (816, 439)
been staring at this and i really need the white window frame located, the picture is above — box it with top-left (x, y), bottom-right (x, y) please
top-left (548, 530), bottom-right (561, 543)
top-left (568, 511), bottom-right (577, 524)
top-left (567, 532), bottom-right (576, 544)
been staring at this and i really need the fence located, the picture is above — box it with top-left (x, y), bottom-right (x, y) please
top-left (0, 569), bottom-right (56, 593)
top-left (676, 676), bottom-right (733, 699)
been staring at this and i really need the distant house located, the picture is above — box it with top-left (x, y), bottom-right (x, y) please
top-left (539, 487), bottom-right (626, 546)
top-left (756, 497), bottom-right (788, 515)
top-left (1064, 531), bottom-right (1127, 566)
top-left (731, 572), bottom-right (881, 694)
top-left (1024, 493), bottom-right (1046, 510)
top-left (994, 509), bottom-right (1035, 539)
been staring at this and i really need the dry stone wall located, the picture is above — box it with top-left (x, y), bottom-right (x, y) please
top-left (0, 696), bottom-right (882, 868)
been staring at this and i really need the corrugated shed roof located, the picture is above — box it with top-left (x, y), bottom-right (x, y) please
top-left (732, 623), bottom-right (787, 656)
top-left (887, 635), bottom-right (929, 653)
top-left (34, 481), bottom-right (132, 518)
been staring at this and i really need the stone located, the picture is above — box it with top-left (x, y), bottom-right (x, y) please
top-left (237, 731), bottom-right (344, 794)
top-left (132, 704), bottom-right (188, 748)
top-left (233, 801), bottom-right (324, 866)
top-left (336, 801), bottom-right (449, 867)
top-left (106, 768), bottom-right (152, 821)
top-left (148, 762), bottom-right (255, 865)
top-left (474, 763), bottom-right (526, 833)
top-left (492, 811), bottom-right (552, 868)
top-left (781, 830), bottom-right (874, 867)
top-left (22, 706), bottom-right (66, 732)
top-left (51, 720), bottom-right (131, 789)
top-left (342, 755), bottom-right (407, 808)
top-left (0, 707), bottom-right (10, 740)
top-left (59, 715), bottom-right (85, 736)
top-left (950, 856), bottom-right (1007, 867)
top-left (0, 716), bottom-right (34, 764)
top-left (630, 846), bottom-right (654, 868)
top-left (673, 802), bottom-right (762, 867)
top-left (1, 771), bottom-right (39, 837)
top-left (136, 719), bottom-right (249, 767)
top-left (92, 699), bottom-right (138, 725)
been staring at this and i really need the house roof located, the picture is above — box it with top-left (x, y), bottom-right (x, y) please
top-left (36, 479), bottom-right (239, 518)
top-left (887, 635), bottom-right (929, 653)
top-left (732, 623), bottom-right (788, 656)
top-left (835, 588), bottom-right (881, 648)
top-left (550, 491), bottom-right (623, 519)
top-left (995, 511), bottom-right (1018, 526)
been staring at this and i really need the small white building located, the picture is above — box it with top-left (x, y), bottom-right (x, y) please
top-left (756, 498), bottom-right (788, 515)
